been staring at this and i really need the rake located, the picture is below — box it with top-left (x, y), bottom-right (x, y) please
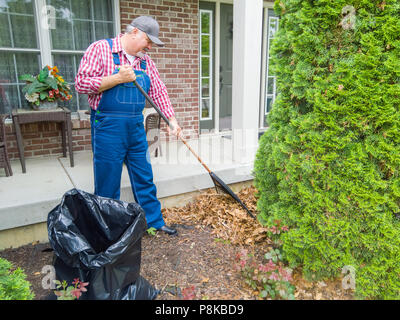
top-left (134, 80), bottom-right (256, 220)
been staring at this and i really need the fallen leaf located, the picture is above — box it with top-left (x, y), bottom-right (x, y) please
top-left (201, 277), bottom-right (209, 284)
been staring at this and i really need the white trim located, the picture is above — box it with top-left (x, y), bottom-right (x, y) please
top-left (0, 47), bottom-right (41, 52)
top-left (259, 7), bottom-right (268, 127)
top-left (259, 2), bottom-right (274, 127)
top-left (231, 0), bottom-right (263, 163)
top-left (35, 0), bottom-right (52, 68)
top-left (214, 2), bottom-right (221, 132)
top-left (113, 0), bottom-right (121, 35)
top-left (51, 49), bottom-right (86, 54)
top-left (259, 5), bottom-right (279, 128)
top-left (199, 9), bottom-right (213, 121)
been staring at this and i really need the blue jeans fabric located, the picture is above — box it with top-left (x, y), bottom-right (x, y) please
top-left (92, 69), bottom-right (165, 230)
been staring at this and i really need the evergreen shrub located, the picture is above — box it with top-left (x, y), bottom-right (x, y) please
top-left (254, 0), bottom-right (400, 299)
top-left (0, 257), bottom-right (35, 300)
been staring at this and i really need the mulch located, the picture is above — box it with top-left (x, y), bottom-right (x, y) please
top-left (0, 186), bottom-right (355, 300)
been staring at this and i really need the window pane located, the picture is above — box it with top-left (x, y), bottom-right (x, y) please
top-left (269, 17), bottom-right (279, 38)
top-left (93, 0), bottom-right (113, 21)
top-left (47, 0), bottom-right (71, 19)
top-left (1, 0), bottom-right (37, 49)
top-left (53, 54), bottom-right (76, 82)
top-left (48, 0), bottom-right (114, 50)
top-left (71, 0), bottom-right (90, 19)
top-left (0, 84), bottom-right (18, 113)
top-left (266, 96), bottom-right (273, 114)
top-left (53, 53), bottom-right (82, 111)
top-left (51, 18), bottom-right (73, 50)
top-left (201, 57), bottom-right (209, 77)
top-left (10, 15), bottom-right (37, 48)
top-left (201, 12), bottom-right (210, 34)
top-left (95, 22), bottom-right (114, 41)
top-left (201, 99), bottom-right (210, 118)
top-left (0, 52), bottom-right (40, 111)
top-left (18, 85), bottom-right (31, 108)
top-left (73, 20), bottom-right (92, 50)
top-left (201, 35), bottom-right (210, 56)
top-left (201, 78), bottom-right (209, 97)
top-left (78, 90), bottom-right (89, 109)
top-left (7, 0), bottom-right (34, 14)
top-left (0, 13), bottom-right (11, 47)
top-left (267, 76), bottom-right (274, 94)
top-left (0, 53), bottom-right (16, 83)
top-left (15, 53), bottom-right (40, 78)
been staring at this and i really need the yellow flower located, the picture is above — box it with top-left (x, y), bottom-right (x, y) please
top-left (57, 76), bottom-right (65, 83)
top-left (52, 66), bottom-right (59, 73)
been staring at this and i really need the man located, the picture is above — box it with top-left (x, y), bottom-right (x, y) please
top-left (75, 16), bottom-right (180, 235)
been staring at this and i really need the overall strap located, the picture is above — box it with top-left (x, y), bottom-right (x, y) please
top-left (140, 59), bottom-right (147, 71)
top-left (106, 38), bottom-right (120, 66)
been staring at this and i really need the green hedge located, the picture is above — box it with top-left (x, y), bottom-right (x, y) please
top-left (0, 257), bottom-right (34, 300)
top-left (254, 0), bottom-right (400, 299)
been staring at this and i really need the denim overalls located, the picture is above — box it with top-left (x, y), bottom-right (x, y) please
top-left (91, 38), bottom-right (165, 230)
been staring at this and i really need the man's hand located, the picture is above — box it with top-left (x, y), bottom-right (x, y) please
top-left (167, 116), bottom-right (182, 138)
top-left (116, 65), bottom-right (136, 83)
top-left (98, 65), bottom-right (136, 92)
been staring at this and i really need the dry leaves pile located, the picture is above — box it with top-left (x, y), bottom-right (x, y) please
top-left (162, 185), bottom-right (356, 300)
top-left (163, 186), bottom-right (271, 246)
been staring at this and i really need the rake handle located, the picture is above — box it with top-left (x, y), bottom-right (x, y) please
top-left (134, 79), bottom-right (212, 174)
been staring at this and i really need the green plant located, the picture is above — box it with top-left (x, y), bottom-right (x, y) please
top-left (146, 227), bottom-right (157, 236)
top-left (235, 249), bottom-right (295, 300)
top-left (20, 65), bottom-right (72, 107)
top-left (54, 278), bottom-right (89, 300)
top-left (254, 0), bottom-right (400, 299)
top-left (0, 257), bottom-right (35, 300)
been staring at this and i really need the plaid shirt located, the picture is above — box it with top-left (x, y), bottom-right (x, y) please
top-left (75, 34), bottom-right (175, 118)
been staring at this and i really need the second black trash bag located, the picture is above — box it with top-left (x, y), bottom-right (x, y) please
top-left (47, 188), bottom-right (159, 300)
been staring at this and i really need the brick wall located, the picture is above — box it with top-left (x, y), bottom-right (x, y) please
top-left (6, 0), bottom-right (200, 161)
top-left (5, 119), bottom-right (92, 160)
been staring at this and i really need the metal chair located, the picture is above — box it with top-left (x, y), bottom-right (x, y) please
top-left (145, 113), bottom-right (162, 157)
top-left (0, 114), bottom-right (12, 176)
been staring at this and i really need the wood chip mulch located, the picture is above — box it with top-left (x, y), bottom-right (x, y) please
top-left (0, 186), bottom-right (355, 300)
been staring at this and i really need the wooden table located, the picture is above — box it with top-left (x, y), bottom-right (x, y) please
top-left (12, 107), bottom-right (74, 173)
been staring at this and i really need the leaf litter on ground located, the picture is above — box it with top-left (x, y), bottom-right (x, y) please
top-left (162, 186), bottom-right (271, 246)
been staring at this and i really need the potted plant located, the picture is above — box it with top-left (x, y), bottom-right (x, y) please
top-left (20, 65), bottom-right (72, 110)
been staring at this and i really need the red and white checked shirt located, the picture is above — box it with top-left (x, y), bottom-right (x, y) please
top-left (75, 34), bottom-right (175, 118)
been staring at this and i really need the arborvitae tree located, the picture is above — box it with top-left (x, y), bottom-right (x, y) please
top-left (254, 0), bottom-right (400, 299)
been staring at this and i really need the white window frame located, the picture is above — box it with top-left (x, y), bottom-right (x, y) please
top-left (260, 3), bottom-right (279, 128)
top-left (0, 0), bottom-right (120, 114)
top-left (199, 9), bottom-right (213, 121)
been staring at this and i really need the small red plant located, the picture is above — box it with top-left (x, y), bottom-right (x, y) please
top-left (235, 248), bottom-right (295, 300)
top-left (54, 278), bottom-right (89, 300)
top-left (182, 285), bottom-right (196, 300)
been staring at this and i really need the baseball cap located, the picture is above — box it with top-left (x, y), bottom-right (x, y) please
top-left (130, 16), bottom-right (164, 47)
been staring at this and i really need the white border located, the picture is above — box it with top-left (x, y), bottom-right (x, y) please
top-left (199, 9), bottom-right (213, 121)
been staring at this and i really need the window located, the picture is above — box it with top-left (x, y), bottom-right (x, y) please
top-left (0, 0), bottom-right (117, 114)
top-left (199, 9), bottom-right (213, 121)
top-left (264, 9), bottom-right (279, 127)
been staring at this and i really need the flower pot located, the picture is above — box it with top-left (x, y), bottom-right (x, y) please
top-left (32, 101), bottom-right (58, 110)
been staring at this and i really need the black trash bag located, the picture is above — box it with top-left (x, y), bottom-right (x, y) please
top-left (47, 188), bottom-right (159, 300)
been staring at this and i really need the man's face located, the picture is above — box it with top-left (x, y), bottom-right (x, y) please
top-left (130, 28), bottom-right (153, 57)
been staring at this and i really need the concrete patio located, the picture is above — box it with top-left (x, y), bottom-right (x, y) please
top-left (0, 135), bottom-right (255, 249)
